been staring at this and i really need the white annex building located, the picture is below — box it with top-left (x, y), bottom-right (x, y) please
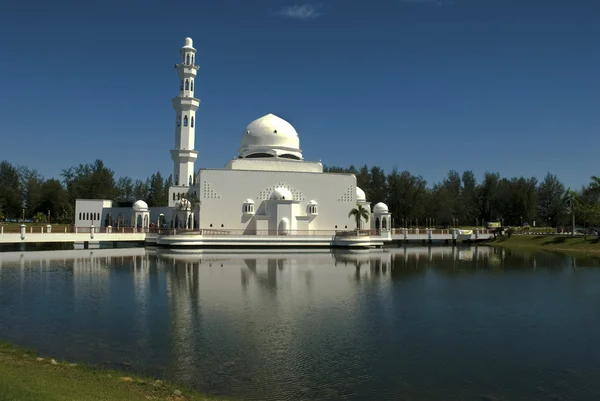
top-left (75, 38), bottom-right (392, 247)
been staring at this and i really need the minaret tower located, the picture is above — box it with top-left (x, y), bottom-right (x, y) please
top-left (170, 37), bottom-right (199, 189)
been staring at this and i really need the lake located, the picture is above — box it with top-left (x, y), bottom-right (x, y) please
top-left (1, 246), bottom-right (599, 400)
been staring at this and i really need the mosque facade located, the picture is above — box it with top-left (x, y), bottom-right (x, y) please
top-left (74, 38), bottom-right (392, 242)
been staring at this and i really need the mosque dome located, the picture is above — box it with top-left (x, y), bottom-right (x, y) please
top-left (183, 37), bottom-right (194, 49)
top-left (356, 187), bottom-right (366, 202)
top-left (132, 200), bottom-right (148, 211)
top-left (373, 202), bottom-right (389, 213)
top-left (239, 114), bottom-right (303, 160)
top-left (270, 187), bottom-right (293, 201)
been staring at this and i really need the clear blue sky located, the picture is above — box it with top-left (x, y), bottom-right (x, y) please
top-left (1, 0), bottom-right (598, 189)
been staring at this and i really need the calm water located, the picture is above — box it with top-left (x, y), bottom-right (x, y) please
top-left (1, 246), bottom-right (600, 401)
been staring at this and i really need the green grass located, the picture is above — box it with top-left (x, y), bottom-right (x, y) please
top-left (0, 341), bottom-right (228, 401)
top-left (486, 234), bottom-right (600, 253)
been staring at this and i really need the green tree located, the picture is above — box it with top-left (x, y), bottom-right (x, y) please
top-left (348, 204), bottom-right (370, 230)
top-left (537, 173), bottom-right (567, 227)
top-left (33, 212), bottom-right (47, 223)
top-left (369, 166), bottom-right (387, 205)
top-left (115, 176), bottom-right (135, 202)
top-left (0, 161), bottom-right (22, 220)
top-left (132, 179), bottom-right (149, 201)
top-left (478, 172), bottom-right (501, 222)
top-left (147, 172), bottom-right (167, 206)
top-left (386, 168), bottom-right (427, 226)
top-left (459, 171), bottom-right (479, 225)
top-left (19, 167), bottom-right (44, 218)
top-left (62, 160), bottom-right (117, 204)
top-left (38, 179), bottom-right (71, 224)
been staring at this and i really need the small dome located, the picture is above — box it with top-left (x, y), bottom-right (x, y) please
top-left (132, 200), bottom-right (148, 211)
top-left (356, 187), bottom-right (366, 202)
top-left (270, 187), bottom-right (293, 201)
top-left (373, 202), bottom-right (389, 213)
top-left (183, 37), bottom-right (194, 48)
top-left (239, 114), bottom-right (303, 160)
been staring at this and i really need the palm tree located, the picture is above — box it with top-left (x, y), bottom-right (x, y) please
top-left (348, 204), bottom-right (369, 231)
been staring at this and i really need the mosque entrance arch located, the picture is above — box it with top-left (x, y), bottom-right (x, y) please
top-left (278, 218), bottom-right (289, 235)
top-left (375, 218), bottom-right (380, 230)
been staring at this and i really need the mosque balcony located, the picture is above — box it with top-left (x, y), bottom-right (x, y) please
top-left (170, 149), bottom-right (198, 163)
top-left (172, 97), bottom-right (200, 110)
top-left (174, 63), bottom-right (200, 72)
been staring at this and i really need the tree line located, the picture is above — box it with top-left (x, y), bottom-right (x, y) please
top-left (1, 158), bottom-right (598, 228)
top-left (0, 160), bottom-right (172, 223)
top-left (324, 165), bottom-right (600, 229)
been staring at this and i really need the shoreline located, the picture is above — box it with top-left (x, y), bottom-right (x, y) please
top-left (0, 340), bottom-right (228, 401)
top-left (483, 234), bottom-right (600, 255)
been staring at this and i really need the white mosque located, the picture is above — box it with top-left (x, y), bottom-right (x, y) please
top-left (74, 38), bottom-right (392, 247)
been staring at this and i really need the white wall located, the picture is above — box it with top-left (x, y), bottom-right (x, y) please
top-left (224, 158), bottom-right (323, 173)
top-left (197, 169), bottom-right (359, 232)
top-left (75, 200), bottom-right (108, 227)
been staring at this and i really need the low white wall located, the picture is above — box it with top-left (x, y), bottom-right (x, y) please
top-left (0, 232), bottom-right (146, 244)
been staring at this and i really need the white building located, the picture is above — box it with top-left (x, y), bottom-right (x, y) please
top-left (75, 37), bottom-right (391, 243)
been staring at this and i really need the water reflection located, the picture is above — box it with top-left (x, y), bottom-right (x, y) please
top-left (1, 246), bottom-right (600, 401)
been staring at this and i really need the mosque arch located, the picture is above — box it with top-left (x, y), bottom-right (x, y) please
top-left (280, 154), bottom-right (302, 160)
top-left (375, 218), bottom-right (380, 230)
top-left (191, 116), bottom-right (194, 127)
top-left (245, 153), bottom-right (274, 159)
top-left (191, 55), bottom-right (194, 64)
top-left (382, 218), bottom-right (387, 229)
top-left (184, 116), bottom-right (188, 127)
top-left (185, 79), bottom-right (189, 90)
top-left (186, 54), bottom-right (190, 64)
top-left (190, 80), bottom-right (194, 91)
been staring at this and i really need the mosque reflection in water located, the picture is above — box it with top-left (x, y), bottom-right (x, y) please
top-left (1, 246), bottom-right (600, 401)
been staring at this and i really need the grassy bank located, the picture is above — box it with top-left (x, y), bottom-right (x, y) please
top-left (0, 341), bottom-right (226, 401)
top-left (486, 234), bottom-right (600, 253)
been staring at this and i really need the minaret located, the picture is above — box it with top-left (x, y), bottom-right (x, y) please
top-left (170, 37), bottom-right (199, 188)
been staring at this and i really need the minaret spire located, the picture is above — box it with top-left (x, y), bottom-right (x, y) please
top-left (170, 37), bottom-right (199, 189)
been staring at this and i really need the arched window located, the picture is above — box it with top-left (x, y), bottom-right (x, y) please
top-left (375, 218), bottom-right (380, 230)
top-left (190, 80), bottom-right (194, 91)
top-left (183, 116), bottom-right (188, 127)
top-left (382, 218), bottom-right (387, 229)
top-left (186, 54), bottom-right (190, 64)
top-left (172, 193), bottom-right (176, 201)
top-left (185, 79), bottom-right (189, 90)
top-left (79, 212), bottom-right (82, 220)
top-left (180, 80), bottom-right (183, 90)
top-left (191, 55), bottom-right (194, 64)
top-left (177, 116), bottom-right (181, 127)
top-left (243, 200), bottom-right (255, 214)
top-left (191, 116), bottom-right (194, 127)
